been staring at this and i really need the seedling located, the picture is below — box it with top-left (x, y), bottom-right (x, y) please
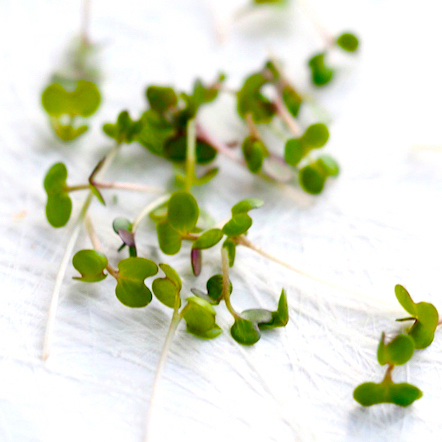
top-left (354, 285), bottom-right (439, 407)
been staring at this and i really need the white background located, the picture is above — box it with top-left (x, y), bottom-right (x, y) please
top-left (2, 0), bottom-right (442, 441)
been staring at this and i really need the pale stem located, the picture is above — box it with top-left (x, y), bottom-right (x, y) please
top-left (67, 182), bottom-right (164, 194)
top-left (145, 302), bottom-right (182, 441)
top-left (236, 236), bottom-right (395, 308)
top-left (273, 93), bottom-right (302, 137)
top-left (42, 143), bottom-right (120, 360)
top-left (196, 122), bottom-right (245, 166)
top-left (221, 248), bottom-right (239, 319)
top-left (297, 0), bottom-right (334, 46)
top-left (83, 215), bottom-right (118, 278)
top-left (82, 0), bottom-right (90, 46)
top-left (132, 195), bottom-right (170, 232)
top-left (185, 118), bottom-right (196, 193)
top-left (42, 193), bottom-right (92, 361)
top-left (245, 113), bottom-right (261, 140)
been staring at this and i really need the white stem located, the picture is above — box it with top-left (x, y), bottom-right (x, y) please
top-left (238, 237), bottom-right (396, 309)
top-left (145, 312), bottom-right (181, 441)
top-left (132, 195), bottom-right (170, 232)
top-left (42, 143), bottom-right (120, 360)
top-left (97, 181), bottom-right (164, 194)
top-left (42, 194), bottom-right (92, 360)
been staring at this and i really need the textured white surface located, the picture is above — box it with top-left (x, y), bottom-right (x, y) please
top-left (2, 0), bottom-right (442, 441)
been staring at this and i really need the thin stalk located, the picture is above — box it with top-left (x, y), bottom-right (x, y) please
top-left (42, 143), bottom-right (120, 360)
top-left (273, 93), bottom-right (302, 137)
top-left (145, 295), bottom-right (184, 441)
top-left (81, 0), bottom-right (90, 46)
top-left (185, 119), bottom-right (196, 193)
top-left (382, 364), bottom-right (394, 384)
top-left (221, 248), bottom-right (239, 319)
top-left (132, 195), bottom-right (170, 232)
top-left (245, 113), bottom-right (261, 140)
top-left (83, 215), bottom-right (118, 278)
top-left (236, 235), bottom-right (396, 308)
top-left (66, 181), bottom-right (164, 194)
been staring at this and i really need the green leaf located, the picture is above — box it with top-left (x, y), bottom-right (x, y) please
top-left (242, 136), bottom-right (268, 173)
top-left (282, 85), bottom-right (302, 118)
top-left (223, 238), bottom-right (236, 266)
top-left (167, 191), bottom-right (199, 234)
top-left (301, 123), bottom-right (329, 149)
top-left (146, 86), bottom-right (178, 113)
top-left (163, 135), bottom-right (217, 165)
top-left (354, 382), bottom-right (422, 407)
top-left (136, 110), bottom-right (175, 156)
top-left (260, 289), bottom-right (289, 329)
top-left (207, 274), bottom-right (232, 304)
top-left (72, 249), bottom-right (108, 282)
top-left (193, 168), bottom-right (219, 186)
top-left (182, 297), bottom-right (222, 339)
top-left (284, 138), bottom-right (306, 167)
top-left (70, 80), bottom-right (101, 117)
top-left (395, 284), bottom-right (439, 349)
top-left (156, 220), bottom-right (182, 255)
top-left (55, 124), bottom-right (88, 141)
top-left (42, 83), bottom-right (69, 117)
top-left (103, 111), bottom-right (143, 144)
top-left (308, 53), bottom-right (334, 87)
top-left (231, 318), bottom-right (261, 346)
top-left (395, 285), bottom-right (417, 316)
top-left (46, 193), bottom-right (73, 228)
top-left (42, 81), bottom-right (100, 118)
top-left (336, 32), bottom-right (359, 52)
top-left (231, 198), bottom-right (264, 215)
top-left (222, 213), bottom-right (252, 237)
top-left (299, 163), bottom-right (326, 195)
top-left (43, 163), bottom-right (72, 228)
top-left (193, 229), bottom-right (224, 250)
top-left (44, 162), bottom-right (68, 195)
top-left (317, 154), bottom-right (340, 176)
top-left (115, 257), bottom-right (158, 307)
top-left (237, 73), bottom-right (275, 123)
top-left (152, 272), bottom-right (181, 309)
top-left (389, 383), bottom-right (423, 407)
top-left (377, 333), bottom-right (415, 366)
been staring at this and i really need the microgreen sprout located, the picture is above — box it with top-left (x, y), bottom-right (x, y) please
top-left (354, 285), bottom-right (439, 407)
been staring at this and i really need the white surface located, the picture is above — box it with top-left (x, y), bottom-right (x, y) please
top-left (2, 0), bottom-right (442, 441)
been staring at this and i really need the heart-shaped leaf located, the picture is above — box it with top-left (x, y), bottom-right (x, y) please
top-left (72, 249), bottom-right (108, 282)
top-left (301, 123), bottom-right (329, 149)
top-left (115, 258), bottom-right (158, 308)
top-left (336, 32), bottom-right (359, 52)
top-left (299, 163), bottom-right (327, 195)
top-left (395, 285), bottom-right (439, 349)
top-left (182, 297), bottom-right (222, 339)
top-left (354, 381), bottom-right (422, 407)
top-left (43, 162), bottom-right (72, 228)
top-left (156, 220), bottom-right (182, 255)
top-left (231, 318), bottom-right (261, 346)
top-left (242, 136), bottom-right (269, 173)
top-left (377, 333), bottom-right (415, 366)
top-left (146, 86), bottom-right (178, 114)
top-left (152, 263), bottom-right (182, 308)
top-left (222, 213), bottom-right (252, 237)
top-left (167, 191), bottom-right (199, 234)
top-left (193, 229), bottom-right (224, 250)
top-left (285, 138), bottom-right (306, 167)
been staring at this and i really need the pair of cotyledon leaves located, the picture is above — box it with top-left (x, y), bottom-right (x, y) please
top-left (308, 33), bottom-right (359, 87)
top-left (155, 191), bottom-right (263, 270)
top-left (41, 80), bottom-right (101, 141)
top-left (353, 285), bottom-right (439, 407)
top-left (284, 123), bottom-right (339, 194)
top-left (72, 251), bottom-right (222, 338)
top-left (43, 161), bottom-right (107, 228)
top-left (237, 61), bottom-right (302, 124)
top-left (133, 77), bottom-right (224, 165)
